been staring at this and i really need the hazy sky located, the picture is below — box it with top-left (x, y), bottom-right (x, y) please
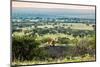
top-left (12, 1), bottom-right (95, 10)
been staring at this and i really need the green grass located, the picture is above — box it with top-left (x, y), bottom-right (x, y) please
top-left (64, 23), bottom-right (94, 30)
top-left (36, 23), bottom-right (94, 30)
top-left (12, 55), bottom-right (95, 65)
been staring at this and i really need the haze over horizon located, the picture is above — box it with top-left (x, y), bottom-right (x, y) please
top-left (12, 7), bottom-right (95, 19)
top-left (12, 1), bottom-right (95, 19)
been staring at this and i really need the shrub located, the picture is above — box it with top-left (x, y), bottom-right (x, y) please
top-left (58, 37), bottom-right (70, 44)
top-left (12, 35), bottom-right (41, 61)
top-left (73, 37), bottom-right (96, 56)
top-left (33, 48), bottom-right (49, 60)
top-left (71, 38), bottom-right (78, 46)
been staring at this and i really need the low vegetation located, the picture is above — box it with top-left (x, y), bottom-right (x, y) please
top-left (12, 22), bottom-right (96, 65)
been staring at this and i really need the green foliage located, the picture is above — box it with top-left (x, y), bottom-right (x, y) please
top-left (12, 35), bottom-right (41, 61)
top-left (41, 37), bottom-right (50, 43)
top-left (33, 48), bottom-right (49, 60)
top-left (71, 38), bottom-right (78, 46)
top-left (33, 33), bottom-right (40, 40)
top-left (12, 21), bottom-right (96, 65)
top-left (58, 37), bottom-right (70, 44)
top-left (73, 37), bottom-right (96, 56)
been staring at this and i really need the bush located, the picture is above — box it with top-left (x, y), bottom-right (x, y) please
top-left (73, 37), bottom-right (96, 56)
top-left (71, 38), bottom-right (78, 46)
top-left (58, 37), bottom-right (70, 44)
top-left (33, 48), bottom-right (49, 60)
top-left (41, 37), bottom-right (50, 43)
top-left (12, 35), bottom-right (41, 61)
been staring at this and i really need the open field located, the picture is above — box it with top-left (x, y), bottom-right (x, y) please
top-left (12, 23), bottom-right (94, 30)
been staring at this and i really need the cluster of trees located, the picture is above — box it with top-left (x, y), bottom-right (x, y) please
top-left (19, 27), bottom-right (95, 39)
top-left (12, 33), bottom-right (95, 62)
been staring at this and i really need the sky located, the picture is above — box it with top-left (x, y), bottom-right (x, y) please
top-left (12, 1), bottom-right (95, 19)
top-left (12, 1), bottom-right (95, 10)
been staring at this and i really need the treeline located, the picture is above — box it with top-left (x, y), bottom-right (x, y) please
top-left (13, 26), bottom-right (95, 38)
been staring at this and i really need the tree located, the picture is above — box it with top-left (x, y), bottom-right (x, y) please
top-left (12, 35), bottom-right (41, 61)
top-left (86, 23), bottom-right (89, 26)
top-left (92, 24), bottom-right (96, 30)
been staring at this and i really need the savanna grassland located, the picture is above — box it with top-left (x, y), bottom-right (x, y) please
top-left (12, 21), bottom-right (96, 65)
